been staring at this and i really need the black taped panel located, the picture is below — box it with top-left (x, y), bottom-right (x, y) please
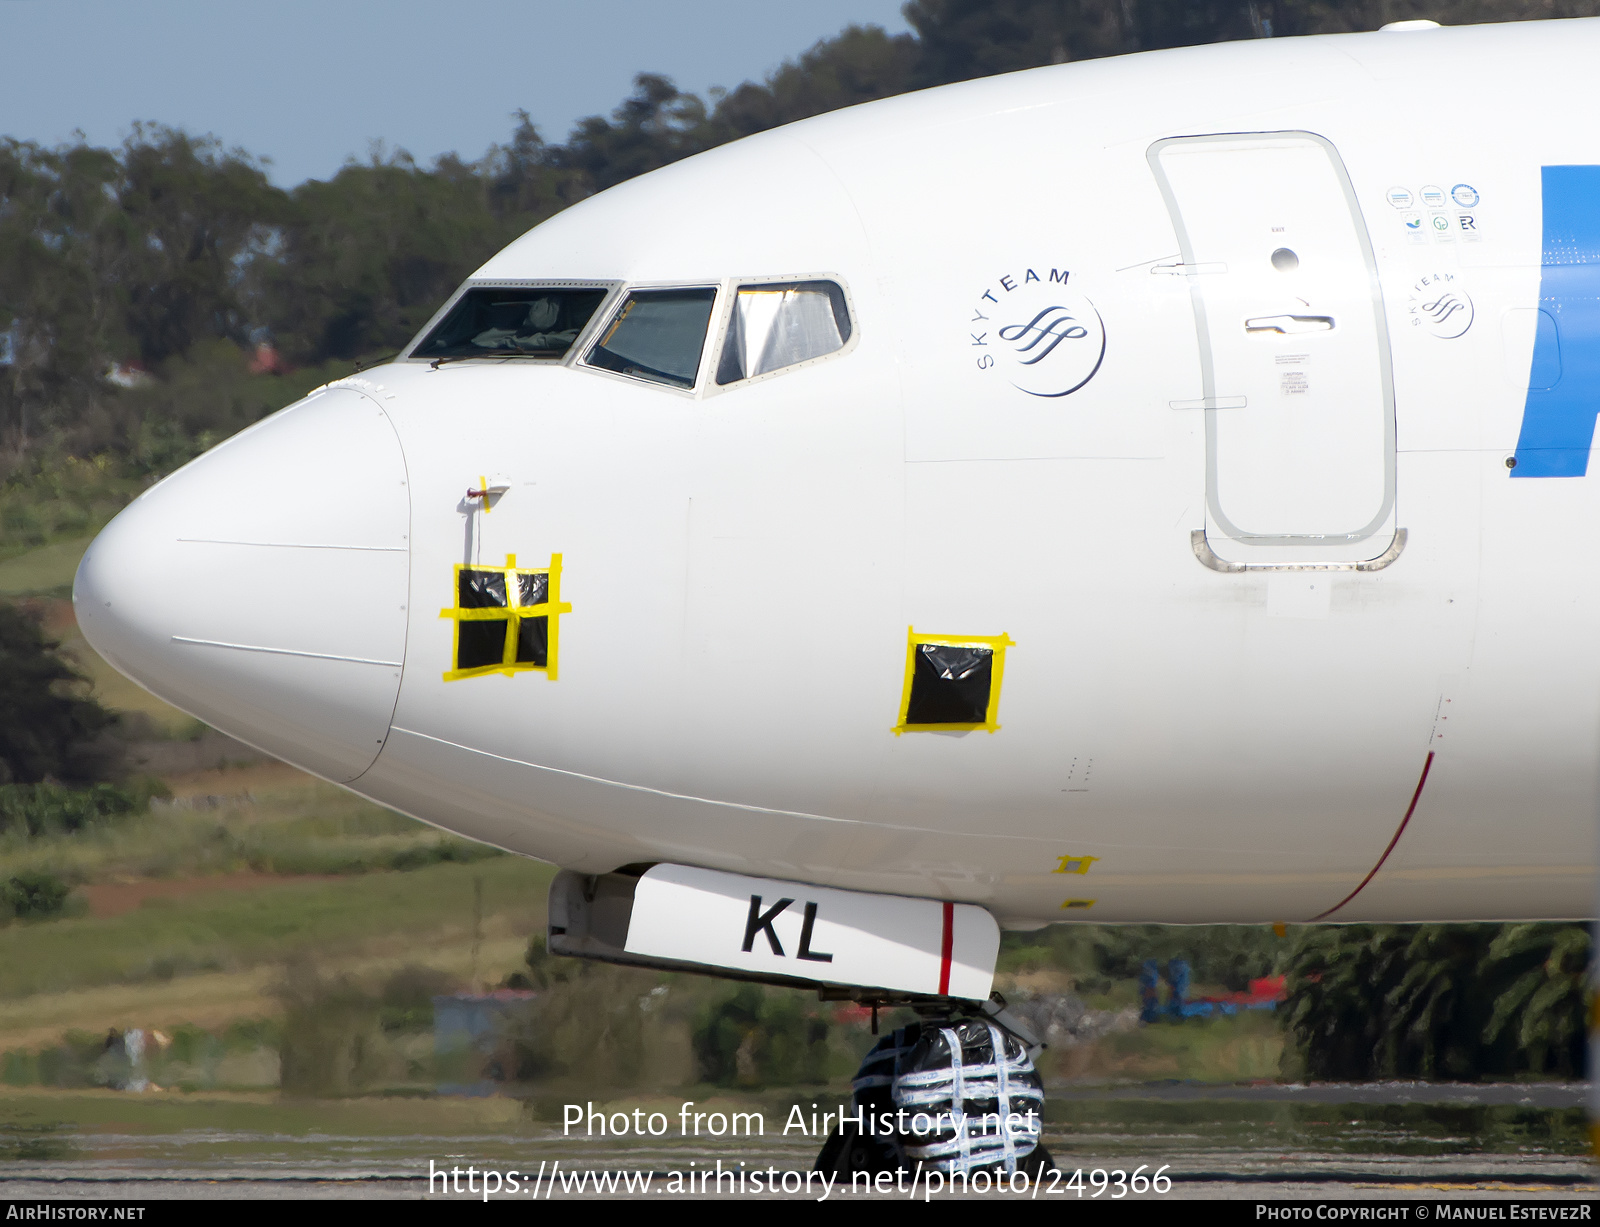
top-left (517, 572), bottom-right (549, 607)
top-left (457, 620), bottom-right (509, 669)
top-left (459, 570), bottom-right (507, 609)
top-left (905, 644), bottom-right (993, 725)
top-left (516, 615), bottom-right (549, 666)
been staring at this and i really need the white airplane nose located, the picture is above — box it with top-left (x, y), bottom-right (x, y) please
top-left (74, 386), bottom-right (410, 782)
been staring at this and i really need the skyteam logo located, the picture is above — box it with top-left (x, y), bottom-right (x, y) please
top-left (1408, 271), bottom-right (1474, 339)
top-left (970, 267), bottom-right (1106, 398)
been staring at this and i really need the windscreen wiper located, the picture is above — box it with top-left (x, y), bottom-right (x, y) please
top-left (427, 351), bottom-right (563, 369)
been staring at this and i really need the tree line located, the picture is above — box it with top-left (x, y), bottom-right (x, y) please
top-left (1005, 919), bottom-right (1589, 1079)
top-left (3, 0), bottom-right (1595, 478)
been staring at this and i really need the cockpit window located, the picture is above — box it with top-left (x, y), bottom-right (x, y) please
top-left (715, 281), bottom-right (851, 385)
top-left (412, 287), bottom-right (609, 360)
top-left (584, 288), bottom-right (717, 389)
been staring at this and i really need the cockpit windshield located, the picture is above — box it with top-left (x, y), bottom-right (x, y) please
top-left (411, 286), bottom-right (609, 360)
top-left (584, 288), bottom-right (717, 389)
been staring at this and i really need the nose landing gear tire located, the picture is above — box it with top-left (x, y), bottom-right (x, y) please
top-left (811, 1009), bottom-right (1053, 1182)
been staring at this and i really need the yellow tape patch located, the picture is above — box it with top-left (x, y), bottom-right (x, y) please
top-left (439, 552), bottom-right (572, 682)
top-left (1054, 855), bottom-right (1099, 876)
top-left (892, 627), bottom-right (1014, 734)
top-left (1060, 899), bottom-right (1096, 910)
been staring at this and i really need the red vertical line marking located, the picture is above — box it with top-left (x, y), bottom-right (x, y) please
top-left (939, 901), bottom-right (955, 996)
top-left (1312, 750), bottom-right (1435, 921)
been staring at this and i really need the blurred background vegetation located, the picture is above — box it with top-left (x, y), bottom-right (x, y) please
top-left (5, 0), bottom-right (1597, 491)
top-left (0, 0), bottom-right (1594, 1105)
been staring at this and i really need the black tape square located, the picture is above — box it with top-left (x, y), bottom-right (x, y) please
top-left (459, 569), bottom-right (507, 609)
top-left (457, 619), bottom-right (509, 670)
top-left (516, 572), bottom-right (548, 607)
top-left (515, 615), bottom-right (548, 666)
top-left (905, 644), bottom-right (993, 725)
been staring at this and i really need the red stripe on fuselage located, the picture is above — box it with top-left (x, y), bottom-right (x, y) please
top-left (938, 901), bottom-right (954, 995)
top-left (1312, 750), bottom-right (1435, 921)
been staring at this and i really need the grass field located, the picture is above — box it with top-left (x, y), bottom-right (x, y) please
top-left (0, 592), bottom-right (557, 1072)
top-left (1054, 1010), bottom-right (1285, 1083)
top-left (0, 534), bottom-right (94, 598)
top-left (2, 761), bottom-right (510, 886)
top-left (0, 756), bottom-right (1296, 1096)
top-left (0, 856), bottom-right (553, 1001)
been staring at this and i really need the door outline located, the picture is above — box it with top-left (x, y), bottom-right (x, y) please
top-left (1148, 131), bottom-right (1397, 552)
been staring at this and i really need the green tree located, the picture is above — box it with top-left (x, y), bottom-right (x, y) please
top-left (0, 871), bottom-right (70, 921)
top-left (0, 139), bottom-right (124, 467)
top-left (506, 953), bottom-right (661, 1086)
top-left (276, 958), bottom-right (385, 1095)
top-left (1283, 923), bottom-right (1589, 1079)
top-left (1273, 0), bottom-right (1600, 37)
top-left (0, 602), bottom-right (112, 785)
top-left (902, 0), bottom-right (1600, 89)
top-left (1480, 923), bottom-right (1589, 1075)
top-left (263, 149), bottom-right (515, 365)
top-left (706, 24), bottom-right (920, 142)
top-left (114, 125), bottom-right (284, 366)
top-left (482, 112), bottom-right (577, 221)
top-left (998, 922), bottom-right (1285, 991)
top-left (0, 781), bottom-right (143, 838)
top-left (548, 74), bottom-right (713, 195)
top-left (905, 0), bottom-right (1138, 86)
top-left (691, 982), bottom-right (831, 1087)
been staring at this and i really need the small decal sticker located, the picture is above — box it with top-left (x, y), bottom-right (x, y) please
top-left (1275, 351), bottom-right (1310, 396)
top-left (1389, 182), bottom-right (1482, 243)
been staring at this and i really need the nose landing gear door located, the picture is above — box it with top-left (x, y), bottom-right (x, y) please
top-left (1149, 132), bottom-right (1397, 568)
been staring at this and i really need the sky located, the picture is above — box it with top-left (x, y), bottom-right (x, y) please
top-left (0, 0), bottom-right (913, 186)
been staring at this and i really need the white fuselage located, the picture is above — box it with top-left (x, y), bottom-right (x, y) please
top-left (75, 20), bottom-right (1600, 927)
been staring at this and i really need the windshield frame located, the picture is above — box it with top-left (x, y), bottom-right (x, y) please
top-left (401, 279), bottom-right (624, 365)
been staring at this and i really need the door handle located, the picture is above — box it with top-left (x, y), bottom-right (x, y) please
top-left (1244, 314), bottom-right (1334, 335)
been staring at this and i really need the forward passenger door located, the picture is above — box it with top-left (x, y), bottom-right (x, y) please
top-left (1149, 132), bottom-right (1398, 567)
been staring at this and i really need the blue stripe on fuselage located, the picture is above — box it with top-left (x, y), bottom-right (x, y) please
top-left (1512, 165), bottom-right (1600, 477)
